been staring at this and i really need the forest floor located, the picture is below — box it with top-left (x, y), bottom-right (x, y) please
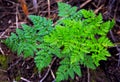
top-left (0, 0), bottom-right (120, 82)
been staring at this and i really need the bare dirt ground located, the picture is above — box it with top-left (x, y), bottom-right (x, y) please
top-left (0, 0), bottom-right (120, 82)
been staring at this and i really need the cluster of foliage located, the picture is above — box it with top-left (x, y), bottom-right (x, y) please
top-left (5, 2), bottom-right (115, 82)
top-left (0, 55), bottom-right (8, 69)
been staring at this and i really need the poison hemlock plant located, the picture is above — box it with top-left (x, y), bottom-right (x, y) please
top-left (5, 16), bottom-right (53, 58)
top-left (5, 2), bottom-right (115, 82)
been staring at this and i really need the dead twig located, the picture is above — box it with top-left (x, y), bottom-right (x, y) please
top-left (21, 77), bottom-right (31, 82)
top-left (0, 28), bottom-right (9, 39)
top-left (7, 57), bottom-right (22, 70)
top-left (32, 0), bottom-right (38, 12)
top-left (0, 68), bottom-right (7, 73)
top-left (80, 0), bottom-right (92, 8)
top-left (39, 57), bottom-right (56, 82)
top-left (16, 6), bottom-right (19, 28)
top-left (94, 5), bottom-right (104, 14)
top-left (87, 68), bottom-right (90, 82)
top-left (0, 47), bottom-right (4, 55)
top-left (51, 69), bottom-right (55, 79)
top-left (47, 0), bottom-right (50, 17)
top-left (96, 0), bottom-right (101, 7)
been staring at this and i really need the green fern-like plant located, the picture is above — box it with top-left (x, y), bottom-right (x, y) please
top-left (44, 2), bottom-right (115, 82)
top-left (5, 15), bottom-right (53, 58)
top-left (5, 2), bottom-right (115, 82)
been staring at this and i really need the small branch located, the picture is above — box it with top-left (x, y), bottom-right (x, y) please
top-left (80, 0), bottom-right (92, 8)
top-left (7, 57), bottom-right (22, 70)
top-left (0, 28), bottom-right (9, 39)
top-left (21, 77), bottom-right (31, 82)
top-left (47, 0), bottom-right (50, 17)
top-left (51, 69), bottom-right (55, 79)
top-left (32, 0), bottom-right (38, 12)
top-left (0, 68), bottom-right (7, 73)
top-left (94, 5), bottom-right (104, 14)
top-left (110, 30), bottom-right (116, 42)
top-left (39, 57), bottom-right (56, 82)
top-left (39, 66), bottom-right (50, 82)
top-left (0, 46), bottom-right (5, 55)
top-left (16, 6), bottom-right (19, 28)
top-left (87, 68), bottom-right (90, 82)
top-left (0, 31), bottom-right (6, 39)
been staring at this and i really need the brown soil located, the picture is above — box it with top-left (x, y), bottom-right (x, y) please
top-left (0, 0), bottom-right (120, 82)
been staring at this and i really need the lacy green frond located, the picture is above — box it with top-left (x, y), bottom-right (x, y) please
top-left (44, 2), bottom-right (114, 82)
top-left (56, 58), bottom-right (81, 82)
top-left (58, 2), bottom-right (77, 17)
top-left (5, 25), bottom-right (37, 57)
top-left (5, 2), bottom-right (115, 82)
top-left (5, 15), bottom-right (54, 58)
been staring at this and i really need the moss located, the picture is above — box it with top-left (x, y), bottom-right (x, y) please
top-left (0, 54), bottom-right (8, 69)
